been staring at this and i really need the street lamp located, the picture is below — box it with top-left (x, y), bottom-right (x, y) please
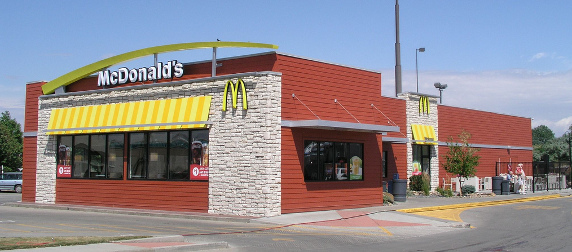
top-left (416, 47), bottom-right (425, 93)
top-left (434, 82), bottom-right (447, 104)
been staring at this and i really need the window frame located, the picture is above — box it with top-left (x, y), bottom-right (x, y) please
top-left (57, 130), bottom-right (209, 181)
top-left (303, 140), bottom-right (364, 182)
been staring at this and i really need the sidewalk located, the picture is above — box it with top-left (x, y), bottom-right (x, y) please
top-left (8, 188), bottom-right (572, 251)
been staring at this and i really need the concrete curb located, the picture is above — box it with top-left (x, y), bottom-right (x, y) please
top-left (5, 202), bottom-right (254, 223)
top-left (396, 194), bottom-right (561, 213)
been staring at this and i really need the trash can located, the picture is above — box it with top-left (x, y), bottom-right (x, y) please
top-left (501, 180), bottom-right (510, 195)
top-left (492, 176), bottom-right (503, 195)
top-left (387, 180), bottom-right (393, 194)
top-left (393, 179), bottom-right (407, 202)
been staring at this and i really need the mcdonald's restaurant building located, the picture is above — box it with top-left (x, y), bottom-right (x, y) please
top-left (23, 44), bottom-right (532, 217)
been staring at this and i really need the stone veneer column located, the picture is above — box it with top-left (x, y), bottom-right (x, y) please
top-left (398, 93), bottom-right (439, 190)
top-left (36, 73), bottom-right (282, 217)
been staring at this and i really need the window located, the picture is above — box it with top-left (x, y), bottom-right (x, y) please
top-left (90, 135), bottom-right (106, 179)
top-left (129, 133), bottom-right (147, 179)
top-left (58, 134), bottom-right (124, 179)
top-left (169, 131), bottom-right (189, 180)
top-left (383, 151), bottom-right (388, 178)
top-left (148, 132), bottom-right (168, 179)
top-left (107, 134), bottom-right (124, 179)
top-left (304, 140), bottom-right (364, 181)
top-left (73, 135), bottom-right (89, 178)
top-left (57, 130), bottom-right (208, 181)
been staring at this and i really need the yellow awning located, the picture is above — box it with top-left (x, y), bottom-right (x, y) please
top-left (47, 96), bottom-right (212, 135)
top-left (411, 124), bottom-right (437, 145)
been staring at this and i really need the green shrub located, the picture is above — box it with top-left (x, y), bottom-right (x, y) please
top-left (461, 185), bottom-right (476, 195)
top-left (383, 192), bottom-right (394, 204)
top-left (409, 173), bottom-right (431, 196)
top-left (436, 187), bottom-right (454, 197)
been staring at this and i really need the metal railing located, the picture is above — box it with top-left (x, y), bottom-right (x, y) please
top-left (496, 161), bottom-right (571, 193)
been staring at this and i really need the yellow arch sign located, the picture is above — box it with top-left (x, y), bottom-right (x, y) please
top-left (222, 79), bottom-right (247, 111)
top-left (41, 41), bottom-right (278, 95)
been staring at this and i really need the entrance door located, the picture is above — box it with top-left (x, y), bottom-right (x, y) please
top-left (413, 144), bottom-right (431, 176)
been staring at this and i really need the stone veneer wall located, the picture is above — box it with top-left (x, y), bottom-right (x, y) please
top-left (399, 93), bottom-right (440, 190)
top-left (36, 72), bottom-right (282, 217)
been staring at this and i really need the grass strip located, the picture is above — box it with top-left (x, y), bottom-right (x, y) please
top-left (0, 236), bottom-right (150, 250)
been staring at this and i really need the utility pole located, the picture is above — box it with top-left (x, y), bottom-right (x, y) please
top-left (394, 0), bottom-right (402, 97)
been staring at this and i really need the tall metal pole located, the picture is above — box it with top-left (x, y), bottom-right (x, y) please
top-left (416, 48), bottom-right (425, 93)
top-left (416, 50), bottom-right (419, 93)
top-left (395, 0), bottom-right (402, 97)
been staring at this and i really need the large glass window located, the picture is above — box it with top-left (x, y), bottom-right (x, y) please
top-left (57, 129), bottom-right (208, 181)
top-left (90, 135), bottom-right (106, 179)
top-left (58, 135), bottom-right (124, 179)
top-left (73, 135), bottom-right (89, 178)
top-left (169, 131), bottom-right (189, 180)
top-left (129, 133), bottom-right (147, 179)
top-left (382, 151), bottom-right (388, 178)
top-left (304, 140), bottom-right (364, 181)
top-left (107, 134), bottom-right (124, 179)
top-left (148, 132), bottom-right (168, 179)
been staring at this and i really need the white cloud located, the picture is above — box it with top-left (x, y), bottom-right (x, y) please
top-left (529, 52), bottom-right (547, 62)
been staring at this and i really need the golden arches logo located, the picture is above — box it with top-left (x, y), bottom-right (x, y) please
top-left (222, 79), bottom-right (248, 111)
top-left (419, 96), bottom-right (430, 114)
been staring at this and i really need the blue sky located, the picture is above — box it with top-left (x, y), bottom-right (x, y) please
top-left (1, 0), bottom-right (571, 136)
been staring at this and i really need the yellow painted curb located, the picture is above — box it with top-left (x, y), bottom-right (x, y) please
top-left (397, 194), bottom-right (561, 213)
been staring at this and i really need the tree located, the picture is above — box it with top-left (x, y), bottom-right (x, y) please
top-left (532, 125), bottom-right (555, 146)
top-left (0, 111), bottom-right (23, 172)
top-left (532, 124), bottom-right (571, 162)
top-left (442, 131), bottom-right (481, 195)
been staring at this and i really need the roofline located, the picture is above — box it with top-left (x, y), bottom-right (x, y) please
top-left (276, 52), bottom-right (381, 74)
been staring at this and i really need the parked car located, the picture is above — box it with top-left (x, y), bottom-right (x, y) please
top-left (0, 172), bottom-right (22, 193)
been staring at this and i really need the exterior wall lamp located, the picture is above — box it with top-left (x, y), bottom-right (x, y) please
top-left (434, 82), bottom-right (447, 104)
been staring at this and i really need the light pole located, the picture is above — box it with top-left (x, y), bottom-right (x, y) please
top-left (434, 82), bottom-right (447, 104)
top-left (416, 47), bottom-right (425, 93)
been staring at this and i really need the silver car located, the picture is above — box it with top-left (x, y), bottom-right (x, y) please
top-left (0, 172), bottom-right (22, 193)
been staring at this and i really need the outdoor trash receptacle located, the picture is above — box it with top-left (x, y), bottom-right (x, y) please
top-left (393, 179), bottom-right (407, 202)
top-left (492, 176), bottom-right (503, 195)
top-left (501, 180), bottom-right (510, 195)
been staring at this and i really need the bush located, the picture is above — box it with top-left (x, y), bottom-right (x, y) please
top-left (461, 185), bottom-right (476, 195)
top-left (436, 187), bottom-right (454, 197)
top-left (409, 173), bottom-right (431, 196)
top-left (383, 192), bottom-right (394, 204)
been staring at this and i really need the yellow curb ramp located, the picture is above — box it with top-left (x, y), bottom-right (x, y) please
top-left (397, 194), bottom-right (561, 213)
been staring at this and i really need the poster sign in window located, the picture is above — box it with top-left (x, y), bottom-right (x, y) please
top-left (349, 156), bottom-right (363, 180)
top-left (57, 165), bottom-right (72, 178)
top-left (57, 144), bottom-right (72, 178)
top-left (190, 140), bottom-right (209, 180)
top-left (190, 164), bottom-right (208, 180)
top-left (412, 161), bottom-right (422, 176)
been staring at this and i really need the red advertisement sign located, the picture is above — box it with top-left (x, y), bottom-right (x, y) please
top-left (57, 165), bottom-right (72, 178)
top-left (190, 164), bottom-right (208, 180)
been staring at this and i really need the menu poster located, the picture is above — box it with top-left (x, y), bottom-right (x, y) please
top-left (190, 164), bottom-right (208, 180)
top-left (412, 161), bottom-right (422, 176)
top-left (57, 165), bottom-right (72, 178)
top-left (349, 156), bottom-right (363, 180)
